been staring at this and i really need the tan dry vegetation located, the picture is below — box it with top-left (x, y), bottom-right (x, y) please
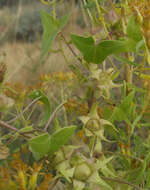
top-left (0, 1), bottom-right (88, 85)
top-left (0, 24), bottom-right (86, 85)
top-left (1, 40), bottom-right (76, 84)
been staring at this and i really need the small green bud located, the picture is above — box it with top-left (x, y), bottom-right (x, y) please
top-left (54, 149), bottom-right (65, 164)
top-left (74, 162), bottom-right (92, 181)
top-left (85, 118), bottom-right (101, 132)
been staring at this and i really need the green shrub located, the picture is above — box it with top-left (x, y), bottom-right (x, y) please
top-left (15, 10), bottom-right (43, 42)
top-left (1, 0), bottom-right (150, 190)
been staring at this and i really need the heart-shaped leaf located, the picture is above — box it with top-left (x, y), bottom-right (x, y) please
top-left (29, 126), bottom-right (77, 160)
top-left (29, 133), bottom-right (51, 160)
top-left (71, 34), bottom-right (136, 64)
top-left (41, 10), bottom-right (70, 63)
top-left (126, 16), bottom-right (142, 42)
top-left (49, 125), bottom-right (77, 154)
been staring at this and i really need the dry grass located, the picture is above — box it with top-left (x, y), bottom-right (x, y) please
top-left (1, 40), bottom-right (75, 84)
top-left (0, 1), bottom-right (88, 85)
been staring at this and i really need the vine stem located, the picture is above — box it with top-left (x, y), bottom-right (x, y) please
top-left (44, 101), bottom-right (67, 132)
top-left (60, 85), bottom-right (68, 126)
top-left (52, 0), bottom-right (56, 19)
top-left (82, 0), bottom-right (94, 29)
top-left (94, 0), bottom-right (111, 39)
top-left (58, 34), bottom-right (70, 64)
top-left (7, 96), bottom-right (42, 124)
top-left (101, 176), bottom-right (142, 190)
top-left (121, 0), bottom-right (132, 157)
top-left (60, 33), bottom-right (82, 63)
top-left (0, 120), bottom-right (19, 132)
top-left (0, 120), bottom-right (29, 138)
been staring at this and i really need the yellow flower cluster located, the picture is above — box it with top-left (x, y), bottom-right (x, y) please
top-left (4, 82), bottom-right (28, 100)
top-left (0, 151), bottom-right (53, 190)
top-left (64, 98), bottom-right (88, 116)
top-left (129, 0), bottom-right (150, 48)
top-left (4, 82), bottom-right (42, 100)
top-left (40, 71), bottom-right (76, 82)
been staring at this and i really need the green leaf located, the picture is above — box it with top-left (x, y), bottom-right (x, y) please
top-left (71, 34), bottom-right (136, 64)
top-left (89, 136), bottom-right (96, 156)
top-left (136, 39), bottom-right (145, 52)
top-left (110, 107), bottom-right (131, 125)
top-left (49, 126), bottom-right (77, 154)
top-left (103, 106), bottom-right (113, 120)
top-left (29, 90), bottom-right (51, 127)
top-left (96, 156), bottom-right (115, 177)
top-left (29, 133), bottom-right (51, 160)
top-left (83, 1), bottom-right (95, 9)
top-left (136, 152), bottom-right (150, 184)
top-left (41, 10), bottom-right (70, 63)
top-left (19, 126), bottom-right (33, 133)
top-left (145, 168), bottom-right (150, 188)
top-left (112, 55), bottom-right (138, 66)
top-left (120, 90), bottom-right (135, 113)
top-left (133, 136), bottom-right (147, 155)
top-left (89, 172), bottom-right (113, 190)
top-left (110, 91), bottom-right (135, 124)
top-left (126, 16), bottom-right (142, 42)
top-left (119, 90), bottom-right (136, 121)
top-left (131, 115), bottom-right (142, 134)
top-left (29, 126), bottom-right (77, 160)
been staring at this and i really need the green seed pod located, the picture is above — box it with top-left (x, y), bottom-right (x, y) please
top-left (54, 149), bottom-right (65, 164)
top-left (74, 162), bottom-right (92, 181)
top-left (85, 118), bottom-right (101, 132)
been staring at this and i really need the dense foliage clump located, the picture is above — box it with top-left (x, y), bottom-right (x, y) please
top-left (0, 0), bottom-right (150, 189)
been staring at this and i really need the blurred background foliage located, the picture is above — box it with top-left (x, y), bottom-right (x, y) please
top-left (0, 0), bottom-right (87, 129)
top-left (0, 0), bottom-right (85, 84)
top-left (0, 0), bottom-right (49, 42)
top-left (0, 0), bottom-right (85, 43)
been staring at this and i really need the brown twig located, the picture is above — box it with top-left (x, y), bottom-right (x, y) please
top-left (0, 120), bottom-right (30, 138)
top-left (0, 120), bottom-right (19, 132)
top-left (101, 176), bottom-right (142, 190)
top-left (60, 33), bottom-right (82, 62)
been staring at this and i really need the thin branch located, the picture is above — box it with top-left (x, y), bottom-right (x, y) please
top-left (101, 176), bottom-right (142, 190)
top-left (0, 120), bottom-right (19, 132)
top-left (44, 101), bottom-right (67, 132)
top-left (60, 33), bottom-right (82, 63)
top-left (7, 96), bottom-right (41, 124)
top-left (0, 120), bottom-right (31, 138)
